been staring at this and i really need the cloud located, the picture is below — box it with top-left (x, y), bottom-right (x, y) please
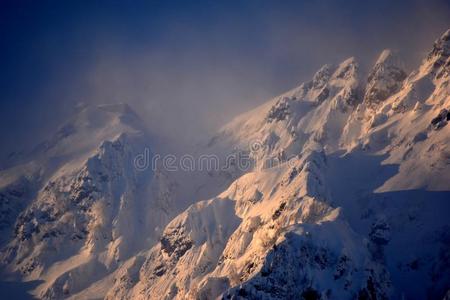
top-left (0, 0), bottom-right (448, 158)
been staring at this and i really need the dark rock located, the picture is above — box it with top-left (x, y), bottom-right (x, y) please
top-left (334, 255), bottom-right (350, 280)
top-left (267, 99), bottom-right (290, 123)
top-left (284, 167), bottom-right (299, 186)
top-left (357, 277), bottom-right (378, 300)
top-left (272, 202), bottom-right (286, 220)
top-left (316, 87), bottom-right (329, 103)
top-left (153, 264), bottom-right (166, 277)
top-left (369, 219), bottom-right (390, 245)
top-left (431, 109), bottom-right (449, 130)
top-left (312, 65), bottom-right (332, 90)
top-left (160, 225), bottom-right (193, 259)
top-left (301, 288), bottom-right (321, 300)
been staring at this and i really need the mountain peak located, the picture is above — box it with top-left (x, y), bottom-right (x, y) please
top-left (340, 56), bottom-right (357, 65)
top-left (375, 49), bottom-right (403, 68)
top-left (376, 49), bottom-right (392, 63)
top-left (364, 49), bottom-right (406, 105)
top-left (96, 103), bottom-right (136, 116)
top-left (311, 64), bottom-right (333, 90)
top-left (434, 28), bottom-right (450, 51)
top-left (28, 103), bottom-right (147, 162)
top-left (331, 57), bottom-right (358, 83)
top-left (74, 102), bottom-right (143, 131)
top-left (427, 28), bottom-right (450, 64)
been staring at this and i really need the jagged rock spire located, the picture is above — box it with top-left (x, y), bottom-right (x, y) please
top-left (364, 49), bottom-right (407, 105)
top-left (427, 29), bottom-right (450, 62)
top-left (428, 29), bottom-right (450, 80)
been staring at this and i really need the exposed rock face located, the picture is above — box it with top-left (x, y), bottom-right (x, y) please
top-left (428, 29), bottom-right (450, 72)
top-left (431, 108), bottom-right (449, 129)
top-left (424, 28), bottom-right (450, 85)
top-left (364, 49), bottom-right (407, 105)
top-left (266, 97), bottom-right (290, 123)
top-left (0, 177), bottom-right (36, 243)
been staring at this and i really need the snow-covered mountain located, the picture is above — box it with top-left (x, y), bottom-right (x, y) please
top-left (103, 30), bottom-right (450, 300)
top-left (1, 30), bottom-right (450, 300)
top-left (0, 104), bottom-right (181, 299)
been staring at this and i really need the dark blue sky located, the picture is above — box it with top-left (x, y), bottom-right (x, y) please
top-left (1, 0), bottom-right (449, 155)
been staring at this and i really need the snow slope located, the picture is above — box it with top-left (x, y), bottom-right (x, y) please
top-left (106, 30), bottom-right (450, 300)
top-left (0, 104), bottom-right (180, 299)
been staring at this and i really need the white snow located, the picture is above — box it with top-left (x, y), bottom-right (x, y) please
top-left (1, 29), bottom-right (450, 300)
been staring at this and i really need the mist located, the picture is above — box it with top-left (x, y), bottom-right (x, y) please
top-left (1, 0), bottom-right (449, 157)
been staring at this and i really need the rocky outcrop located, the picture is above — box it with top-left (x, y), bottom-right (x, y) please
top-left (431, 108), bottom-right (449, 129)
top-left (364, 49), bottom-right (407, 106)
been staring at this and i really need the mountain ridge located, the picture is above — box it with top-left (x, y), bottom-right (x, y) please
top-left (104, 29), bottom-right (450, 300)
top-left (1, 29), bottom-right (449, 299)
